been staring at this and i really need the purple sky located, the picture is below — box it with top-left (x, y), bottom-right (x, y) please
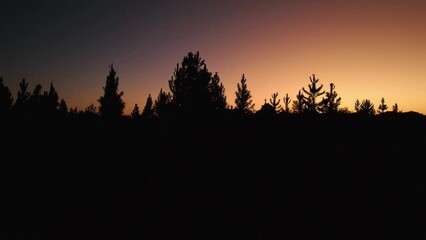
top-left (2, 0), bottom-right (426, 114)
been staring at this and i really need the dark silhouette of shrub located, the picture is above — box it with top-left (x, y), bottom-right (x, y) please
top-left (256, 100), bottom-right (276, 118)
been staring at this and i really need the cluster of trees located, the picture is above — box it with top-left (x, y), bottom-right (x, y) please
top-left (0, 51), bottom-right (401, 120)
top-left (0, 77), bottom-right (68, 118)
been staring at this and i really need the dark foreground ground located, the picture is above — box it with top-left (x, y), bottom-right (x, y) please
top-left (1, 111), bottom-right (426, 239)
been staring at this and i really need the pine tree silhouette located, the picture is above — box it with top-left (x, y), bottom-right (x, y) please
top-left (29, 84), bottom-right (43, 115)
top-left (14, 78), bottom-right (31, 115)
top-left (98, 64), bottom-right (125, 118)
top-left (359, 99), bottom-right (375, 115)
top-left (16, 78), bottom-right (30, 105)
top-left (378, 97), bottom-right (388, 114)
top-left (168, 51), bottom-right (227, 114)
top-left (269, 92), bottom-right (281, 113)
top-left (302, 74), bottom-right (325, 114)
top-left (319, 83), bottom-right (341, 114)
top-left (58, 99), bottom-right (68, 115)
top-left (209, 72), bottom-right (228, 111)
top-left (131, 104), bottom-right (141, 120)
top-left (154, 88), bottom-right (172, 117)
top-left (354, 99), bottom-right (361, 113)
top-left (235, 74), bottom-right (254, 113)
top-left (292, 90), bottom-right (305, 114)
top-left (45, 82), bottom-right (59, 115)
top-left (283, 93), bottom-right (291, 113)
top-left (141, 94), bottom-right (154, 119)
top-left (392, 103), bottom-right (399, 113)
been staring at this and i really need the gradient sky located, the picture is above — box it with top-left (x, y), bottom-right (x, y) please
top-left (1, 0), bottom-right (426, 115)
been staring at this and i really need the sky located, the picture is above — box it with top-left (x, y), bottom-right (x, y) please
top-left (1, 0), bottom-right (426, 115)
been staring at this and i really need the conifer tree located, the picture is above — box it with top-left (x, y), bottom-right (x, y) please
top-left (378, 97), bottom-right (388, 114)
top-left (269, 92), bottom-right (281, 113)
top-left (292, 90), bottom-right (305, 114)
top-left (319, 83), bottom-right (341, 114)
top-left (392, 103), bottom-right (399, 113)
top-left (359, 99), bottom-right (375, 115)
top-left (235, 74), bottom-right (254, 113)
top-left (154, 88), bottom-right (172, 117)
top-left (131, 104), bottom-right (140, 120)
top-left (141, 94), bottom-right (154, 119)
top-left (59, 99), bottom-right (68, 115)
top-left (354, 99), bottom-right (361, 113)
top-left (16, 78), bottom-right (30, 104)
top-left (29, 84), bottom-right (43, 114)
top-left (168, 51), bottom-right (226, 114)
top-left (98, 64), bottom-right (125, 118)
top-left (14, 78), bottom-right (30, 113)
top-left (302, 74), bottom-right (325, 114)
top-left (46, 82), bottom-right (59, 114)
top-left (209, 72), bottom-right (228, 111)
top-left (283, 93), bottom-right (291, 113)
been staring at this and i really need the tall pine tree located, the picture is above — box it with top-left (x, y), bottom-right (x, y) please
top-left (45, 82), bottom-right (59, 115)
top-left (209, 72), bottom-right (228, 111)
top-left (283, 93), bottom-right (291, 113)
top-left (269, 92), bottom-right (281, 113)
top-left (98, 64), bottom-right (125, 118)
top-left (154, 88), bottom-right (172, 117)
top-left (302, 74), bottom-right (325, 114)
top-left (235, 74), bottom-right (254, 113)
top-left (141, 94), bottom-right (154, 119)
top-left (168, 51), bottom-right (227, 114)
top-left (319, 83), bottom-right (341, 114)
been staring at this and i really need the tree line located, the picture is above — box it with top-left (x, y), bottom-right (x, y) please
top-left (0, 51), bottom-right (401, 120)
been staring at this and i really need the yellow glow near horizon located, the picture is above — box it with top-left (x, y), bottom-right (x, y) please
top-left (115, 1), bottom-right (426, 115)
top-left (6, 1), bottom-right (424, 116)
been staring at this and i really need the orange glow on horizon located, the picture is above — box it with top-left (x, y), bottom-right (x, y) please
top-left (3, 1), bottom-right (425, 116)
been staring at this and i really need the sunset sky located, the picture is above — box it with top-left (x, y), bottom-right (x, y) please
top-left (1, 0), bottom-right (426, 115)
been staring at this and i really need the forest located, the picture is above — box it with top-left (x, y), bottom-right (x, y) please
top-left (1, 51), bottom-right (426, 239)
